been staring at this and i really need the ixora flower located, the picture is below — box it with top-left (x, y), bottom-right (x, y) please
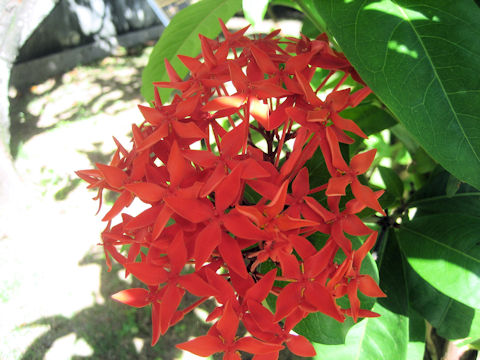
top-left (77, 20), bottom-right (386, 359)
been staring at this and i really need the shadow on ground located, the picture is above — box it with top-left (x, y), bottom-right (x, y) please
top-left (9, 45), bottom-right (147, 159)
top-left (20, 249), bottom-right (213, 360)
top-left (20, 248), bottom-right (310, 360)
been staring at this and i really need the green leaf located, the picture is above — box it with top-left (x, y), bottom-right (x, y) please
top-left (407, 308), bottom-right (426, 359)
top-left (313, 303), bottom-right (409, 359)
top-left (378, 166), bottom-right (404, 199)
top-left (409, 147), bottom-right (436, 174)
top-left (390, 123), bottom-right (419, 155)
top-left (398, 214), bottom-right (480, 309)
top-left (377, 228), bottom-right (408, 316)
top-left (340, 102), bottom-right (397, 137)
top-left (301, 16), bottom-right (319, 39)
top-left (294, 0), bottom-right (326, 33)
top-left (141, 0), bottom-right (242, 103)
top-left (445, 173), bottom-right (461, 198)
top-left (293, 235), bottom-right (379, 344)
top-left (315, 0), bottom-right (480, 190)
top-left (243, 0), bottom-right (270, 26)
top-left (408, 169), bottom-right (480, 218)
top-left (406, 258), bottom-right (480, 341)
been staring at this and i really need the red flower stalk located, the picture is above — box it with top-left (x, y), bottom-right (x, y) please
top-left (77, 19), bottom-right (386, 358)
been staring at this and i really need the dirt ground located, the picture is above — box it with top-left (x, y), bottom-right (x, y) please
top-left (1, 18), bottom-right (308, 360)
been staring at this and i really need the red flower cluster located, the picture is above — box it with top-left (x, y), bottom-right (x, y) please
top-left (77, 21), bottom-right (386, 359)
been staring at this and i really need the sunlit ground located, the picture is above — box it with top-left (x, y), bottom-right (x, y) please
top-left (0, 17), bottom-right (306, 360)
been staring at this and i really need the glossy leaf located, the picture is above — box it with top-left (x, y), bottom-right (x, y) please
top-left (408, 169), bottom-right (480, 218)
top-left (315, 0), bottom-right (480, 189)
top-left (141, 0), bottom-right (242, 103)
top-left (382, 222), bottom-right (480, 342)
top-left (377, 228), bottom-right (408, 316)
top-left (378, 166), bottom-right (404, 199)
top-left (406, 258), bottom-right (480, 341)
top-left (407, 308), bottom-right (426, 359)
top-left (313, 303), bottom-right (408, 360)
top-left (398, 170), bottom-right (480, 341)
top-left (398, 214), bottom-right (480, 309)
top-left (340, 103), bottom-right (397, 137)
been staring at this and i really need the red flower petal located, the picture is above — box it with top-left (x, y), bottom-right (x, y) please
top-left (125, 182), bottom-right (166, 203)
top-left (351, 178), bottom-right (385, 215)
top-left (286, 334), bottom-right (316, 357)
top-left (217, 301), bottom-right (240, 344)
top-left (358, 275), bottom-right (386, 298)
top-left (176, 335), bottom-right (224, 357)
top-left (219, 232), bottom-right (249, 279)
top-left (111, 288), bottom-right (150, 308)
top-left (350, 149), bottom-right (376, 175)
top-left (326, 175), bottom-right (351, 197)
top-left (245, 269), bottom-right (277, 302)
top-left (125, 262), bottom-right (168, 286)
top-left (96, 163), bottom-right (127, 189)
top-left (236, 337), bottom-right (284, 354)
top-left (194, 221), bottom-right (221, 269)
top-left (164, 197), bottom-right (214, 223)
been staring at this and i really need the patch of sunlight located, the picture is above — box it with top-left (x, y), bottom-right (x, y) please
top-left (193, 307), bottom-right (210, 322)
top-left (369, 168), bottom-right (384, 189)
top-left (255, 138), bottom-right (268, 153)
top-left (380, 157), bottom-right (392, 168)
top-left (397, 148), bottom-right (412, 166)
top-left (388, 40), bottom-right (418, 59)
top-left (45, 333), bottom-right (93, 360)
top-left (4, 325), bottom-right (50, 360)
top-left (189, 139), bottom-right (203, 150)
top-left (364, 2), bottom-right (430, 22)
top-left (122, 197), bottom-right (151, 219)
top-left (407, 207), bottom-right (417, 220)
top-left (133, 337), bottom-right (145, 353)
top-left (364, 132), bottom-right (383, 148)
top-left (226, 17), bottom-right (301, 38)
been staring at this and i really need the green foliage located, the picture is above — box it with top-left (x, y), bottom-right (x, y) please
top-left (141, 0), bottom-right (242, 103)
top-left (313, 303), bottom-right (409, 360)
top-left (314, 0), bottom-right (480, 190)
top-left (398, 214), bottom-right (480, 309)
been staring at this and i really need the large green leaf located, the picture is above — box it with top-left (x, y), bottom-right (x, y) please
top-left (141, 0), bottom-right (242, 103)
top-left (408, 169), bottom-right (480, 218)
top-left (407, 309), bottom-right (426, 359)
top-left (396, 170), bottom-right (480, 341)
top-left (313, 303), bottom-right (409, 360)
top-left (406, 258), bottom-right (480, 341)
top-left (377, 228), bottom-right (408, 316)
top-left (315, 0), bottom-right (480, 189)
top-left (398, 214), bottom-right (480, 309)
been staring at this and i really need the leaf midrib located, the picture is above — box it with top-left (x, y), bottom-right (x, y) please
top-left (402, 225), bottom-right (480, 264)
top-left (392, 1), bottom-right (480, 164)
top-left (407, 192), bottom-right (480, 207)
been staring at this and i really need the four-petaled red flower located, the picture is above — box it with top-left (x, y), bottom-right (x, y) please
top-left (78, 19), bottom-right (386, 359)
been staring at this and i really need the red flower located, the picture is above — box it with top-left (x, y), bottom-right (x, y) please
top-left (177, 302), bottom-right (284, 359)
top-left (78, 20), bottom-right (386, 357)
